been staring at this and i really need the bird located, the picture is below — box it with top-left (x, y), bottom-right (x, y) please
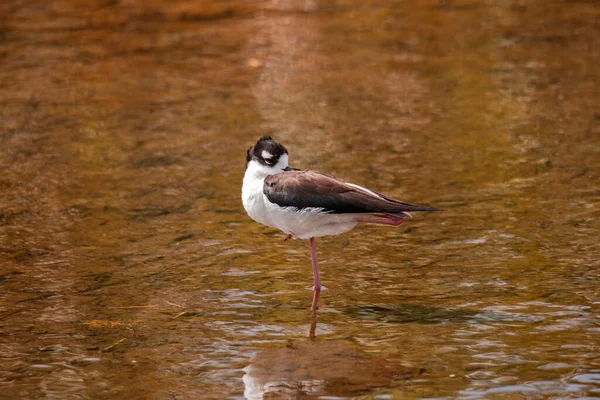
top-left (241, 136), bottom-right (437, 309)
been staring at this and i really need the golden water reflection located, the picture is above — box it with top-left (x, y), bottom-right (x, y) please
top-left (1, 0), bottom-right (599, 398)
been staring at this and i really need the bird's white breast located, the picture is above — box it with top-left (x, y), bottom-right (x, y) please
top-left (241, 173), bottom-right (272, 227)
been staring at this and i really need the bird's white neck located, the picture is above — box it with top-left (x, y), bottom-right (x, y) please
top-left (243, 154), bottom-right (289, 180)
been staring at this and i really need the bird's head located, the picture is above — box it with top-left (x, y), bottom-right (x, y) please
top-left (245, 136), bottom-right (291, 178)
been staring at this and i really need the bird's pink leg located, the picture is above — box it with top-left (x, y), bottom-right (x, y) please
top-left (309, 237), bottom-right (322, 310)
top-left (311, 285), bottom-right (321, 313)
top-left (356, 215), bottom-right (405, 226)
top-left (309, 237), bottom-right (321, 289)
top-left (284, 233), bottom-right (293, 241)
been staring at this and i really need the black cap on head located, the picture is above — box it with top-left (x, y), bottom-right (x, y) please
top-left (246, 136), bottom-right (288, 166)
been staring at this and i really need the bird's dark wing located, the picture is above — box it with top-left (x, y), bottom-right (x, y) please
top-left (263, 170), bottom-right (437, 214)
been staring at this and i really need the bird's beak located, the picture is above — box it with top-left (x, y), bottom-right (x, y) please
top-left (283, 166), bottom-right (294, 171)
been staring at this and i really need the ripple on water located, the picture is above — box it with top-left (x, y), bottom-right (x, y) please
top-left (221, 268), bottom-right (262, 277)
top-left (450, 300), bottom-right (599, 398)
top-left (571, 374), bottom-right (600, 385)
top-left (537, 362), bottom-right (576, 370)
top-left (30, 364), bottom-right (54, 370)
top-left (459, 381), bottom-right (593, 399)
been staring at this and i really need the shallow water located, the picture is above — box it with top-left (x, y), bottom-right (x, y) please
top-left (1, 0), bottom-right (599, 398)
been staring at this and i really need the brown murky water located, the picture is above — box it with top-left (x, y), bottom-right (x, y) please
top-left (1, 0), bottom-right (599, 398)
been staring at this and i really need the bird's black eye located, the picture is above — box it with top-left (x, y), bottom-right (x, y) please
top-left (264, 158), bottom-right (274, 165)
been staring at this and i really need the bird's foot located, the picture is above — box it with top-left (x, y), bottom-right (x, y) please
top-left (284, 233), bottom-right (293, 241)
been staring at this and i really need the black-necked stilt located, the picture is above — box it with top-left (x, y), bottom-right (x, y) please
top-left (242, 136), bottom-right (437, 309)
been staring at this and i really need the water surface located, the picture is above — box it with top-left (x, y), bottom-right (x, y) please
top-left (1, 0), bottom-right (599, 398)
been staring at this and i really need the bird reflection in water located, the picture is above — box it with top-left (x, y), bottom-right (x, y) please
top-left (242, 302), bottom-right (416, 399)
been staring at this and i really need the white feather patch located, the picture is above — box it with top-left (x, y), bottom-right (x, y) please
top-left (261, 150), bottom-right (273, 160)
top-left (346, 183), bottom-right (382, 199)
